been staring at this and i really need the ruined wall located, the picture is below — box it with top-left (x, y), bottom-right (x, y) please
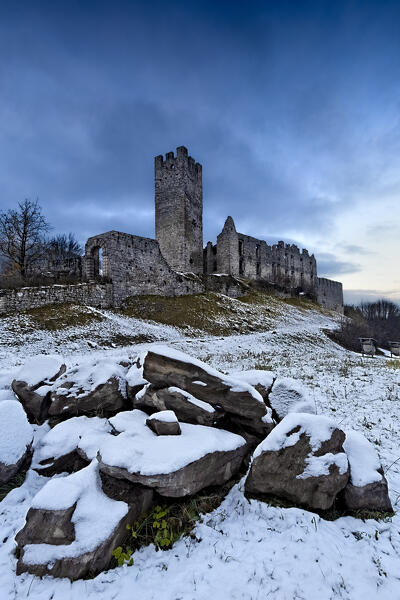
top-left (208, 217), bottom-right (317, 296)
top-left (317, 277), bottom-right (344, 313)
top-left (84, 230), bottom-right (204, 306)
top-left (0, 282), bottom-right (113, 315)
top-left (155, 146), bottom-right (203, 274)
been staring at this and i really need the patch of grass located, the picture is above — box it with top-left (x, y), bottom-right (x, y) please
top-left (0, 471), bottom-right (27, 502)
top-left (22, 304), bottom-right (105, 331)
top-left (281, 296), bottom-right (321, 311)
top-left (120, 292), bottom-right (277, 336)
top-left (101, 333), bottom-right (156, 347)
top-left (387, 359), bottom-right (400, 370)
top-left (110, 480), bottom-right (234, 569)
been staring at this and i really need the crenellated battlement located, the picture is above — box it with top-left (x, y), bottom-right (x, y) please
top-left (155, 146), bottom-right (202, 179)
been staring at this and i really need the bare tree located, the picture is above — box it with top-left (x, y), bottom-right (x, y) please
top-left (0, 199), bottom-right (50, 279)
top-left (47, 233), bottom-right (82, 259)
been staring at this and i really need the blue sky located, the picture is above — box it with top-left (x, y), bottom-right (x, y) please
top-left (0, 0), bottom-right (399, 303)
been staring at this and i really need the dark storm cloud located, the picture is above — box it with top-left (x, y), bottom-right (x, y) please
top-left (0, 0), bottom-right (400, 251)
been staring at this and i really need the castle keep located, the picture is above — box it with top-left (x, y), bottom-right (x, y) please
top-left (0, 146), bottom-right (343, 314)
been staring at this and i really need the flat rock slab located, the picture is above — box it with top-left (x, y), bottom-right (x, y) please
top-left (342, 430), bottom-right (393, 513)
top-left (245, 413), bottom-right (349, 511)
top-left (16, 461), bottom-right (153, 580)
top-left (137, 346), bottom-right (272, 432)
top-left (98, 409), bottom-right (247, 497)
top-left (0, 400), bottom-right (33, 484)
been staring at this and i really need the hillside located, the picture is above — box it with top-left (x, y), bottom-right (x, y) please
top-left (0, 293), bottom-right (399, 599)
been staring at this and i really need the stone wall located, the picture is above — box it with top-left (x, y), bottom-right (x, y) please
top-left (84, 230), bottom-right (204, 306)
top-left (155, 146), bottom-right (203, 274)
top-left (0, 283), bottom-right (113, 315)
top-left (317, 277), bottom-right (344, 313)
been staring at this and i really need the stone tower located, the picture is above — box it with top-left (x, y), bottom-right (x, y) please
top-left (217, 216), bottom-right (239, 275)
top-left (155, 146), bottom-right (203, 274)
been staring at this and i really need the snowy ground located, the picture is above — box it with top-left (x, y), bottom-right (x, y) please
top-left (1, 301), bottom-right (400, 599)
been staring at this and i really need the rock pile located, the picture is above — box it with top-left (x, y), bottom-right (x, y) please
top-left (1, 345), bottom-right (392, 581)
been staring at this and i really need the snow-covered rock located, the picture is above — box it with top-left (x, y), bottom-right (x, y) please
top-left (11, 354), bottom-right (66, 422)
top-left (47, 357), bottom-right (130, 421)
top-left (146, 410), bottom-right (181, 435)
top-left (342, 430), bottom-right (393, 513)
top-left (229, 369), bottom-right (275, 402)
top-left (33, 415), bottom-right (113, 476)
top-left (0, 400), bottom-right (33, 484)
top-left (134, 384), bottom-right (221, 426)
top-left (268, 377), bottom-right (316, 421)
top-left (137, 346), bottom-right (273, 433)
top-left (245, 413), bottom-right (349, 510)
top-left (15, 460), bottom-right (153, 580)
top-left (98, 409), bottom-right (247, 496)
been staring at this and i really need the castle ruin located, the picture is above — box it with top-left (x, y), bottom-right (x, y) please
top-left (84, 146), bottom-right (343, 312)
top-left (0, 146), bottom-right (343, 314)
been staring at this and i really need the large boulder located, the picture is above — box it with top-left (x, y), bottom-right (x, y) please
top-left (0, 401), bottom-right (33, 484)
top-left (134, 384), bottom-right (222, 427)
top-left (146, 410), bottom-right (181, 436)
top-left (342, 430), bottom-right (393, 513)
top-left (98, 410), bottom-right (248, 497)
top-left (134, 346), bottom-right (273, 434)
top-left (16, 460), bottom-right (153, 580)
top-left (11, 355), bottom-right (66, 423)
top-left (245, 413), bottom-right (349, 511)
top-left (268, 377), bottom-right (315, 421)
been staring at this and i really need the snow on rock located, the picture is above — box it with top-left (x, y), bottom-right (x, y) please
top-left (103, 410), bottom-right (246, 476)
top-left (99, 409), bottom-right (248, 496)
top-left (344, 430), bottom-right (383, 487)
top-left (142, 345), bottom-right (265, 403)
top-left (133, 384), bottom-right (220, 427)
top-left (268, 377), bottom-right (315, 420)
top-left (15, 460), bottom-right (134, 579)
top-left (246, 413), bottom-right (349, 510)
top-left (47, 357), bottom-right (130, 420)
top-left (11, 354), bottom-right (66, 422)
top-left (167, 387), bottom-right (215, 413)
top-left (342, 430), bottom-right (393, 512)
top-left (147, 410), bottom-right (178, 423)
top-left (146, 410), bottom-right (181, 436)
top-left (229, 369), bottom-right (275, 396)
top-left (33, 416), bottom-right (113, 475)
top-left (137, 346), bottom-right (273, 433)
top-left (0, 400), bottom-right (33, 483)
top-left (49, 356), bottom-right (128, 398)
top-left (14, 354), bottom-right (65, 388)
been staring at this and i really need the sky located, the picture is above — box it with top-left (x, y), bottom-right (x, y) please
top-left (0, 0), bottom-right (399, 304)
